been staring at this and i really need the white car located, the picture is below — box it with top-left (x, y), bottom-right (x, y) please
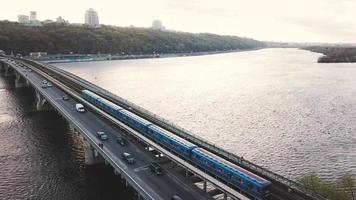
top-left (75, 103), bottom-right (85, 113)
top-left (97, 131), bottom-right (109, 141)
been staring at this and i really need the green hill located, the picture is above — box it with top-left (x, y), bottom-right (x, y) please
top-left (0, 21), bottom-right (265, 55)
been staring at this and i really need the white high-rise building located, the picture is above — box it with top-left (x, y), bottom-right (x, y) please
top-left (30, 11), bottom-right (37, 21)
top-left (18, 15), bottom-right (29, 24)
top-left (85, 8), bottom-right (100, 27)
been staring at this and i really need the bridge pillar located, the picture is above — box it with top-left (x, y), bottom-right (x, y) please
top-left (68, 123), bottom-right (77, 133)
top-left (223, 193), bottom-right (227, 200)
top-left (35, 91), bottom-right (51, 111)
top-left (4, 64), bottom-right (14, 77)
top-left (0, 62), bottom-right (4, 72)
top-left (203, 181), bottom-right (207, 192)
top-left (15, 72), bottom-right (28, 88)
top-left (84, 141), bottom-right (104, 165)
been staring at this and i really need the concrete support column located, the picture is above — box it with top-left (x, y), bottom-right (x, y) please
top-left (4, 65), bottom-right (14, 77)
top-left (0, 62), bottom-right (4, 72)
top-left (84, 141), bottom-right (104, 165)
top-left (35, 91), bottom-right (51, 111)
top-left (223, 193), bottom-right (227, 200)
top-left (15, 72), bottom-right (27, 88)
top-left (203, 181), bottom-right (207, 192)
top-left (68, 123), bottom-right (77, 133)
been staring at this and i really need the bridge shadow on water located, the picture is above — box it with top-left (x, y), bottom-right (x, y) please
top-left (0, 75), bottom-right (137, 200)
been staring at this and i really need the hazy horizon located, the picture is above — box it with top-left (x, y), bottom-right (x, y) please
top-left (1, 0), bottom-right (356, 43)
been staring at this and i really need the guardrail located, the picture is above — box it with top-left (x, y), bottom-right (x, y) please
top-left (21, 58), bottom-right (329, 200)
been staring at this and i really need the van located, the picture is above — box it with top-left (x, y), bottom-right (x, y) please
top-left (75, 103), bottom-right (85, 113)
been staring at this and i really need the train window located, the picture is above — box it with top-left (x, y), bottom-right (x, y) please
top-left (235, 177), bottom-right (243, 184)
top-left (247, 183), bottom-right (253, 191)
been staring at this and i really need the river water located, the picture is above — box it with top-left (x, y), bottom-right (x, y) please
top-left (1, 48), bottom-right (356, 199)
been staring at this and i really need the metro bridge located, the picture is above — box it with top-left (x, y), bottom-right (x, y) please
top-left (0, 56), bottom-right (328, 200)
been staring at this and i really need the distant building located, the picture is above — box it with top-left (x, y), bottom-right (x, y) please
top-left (85, 8), bottom-right (100, 27)
top-left (18, 12), bottom-right (42, 26)
top-left (151, 19), bottom-right (165, 31)
top-left (30, 11), bottom-right (37, 21)
top-left (18, 15), bottom-right (29, 24)
top-left (56, 16), bottom-right (68, 24)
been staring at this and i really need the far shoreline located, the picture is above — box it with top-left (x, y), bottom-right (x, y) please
top-left (29, 48), bottom-right (264, 64)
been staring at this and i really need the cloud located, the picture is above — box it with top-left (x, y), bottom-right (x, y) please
top-left (282, 16), bottom-right (356, 42)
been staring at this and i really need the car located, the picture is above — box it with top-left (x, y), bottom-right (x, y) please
top-left (171, 195), bottom-right (183, 200)
top-left (42, 80), bottom-right (48, 84)
top-left (41, 83), bottom-right (47, 88)
top-left (149, 162), bottom-right (163, 175)
top-left (62, 95), bottom-right (69, 101)
top-left (121, 152), bottom-right (136, 164)
top-left (75, 103), bottom-right (85, 113)
top-left (116, 137), bottom-right (127, 146)
top-left (47, 82), bottom-right (53, 87)
top-left (97, 131), bottom-right (109, 141)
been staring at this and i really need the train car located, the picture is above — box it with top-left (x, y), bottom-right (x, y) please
top-left (117, 109), bottom-right (152, 134)
top-left (82, 89), bottom-right (100, 105)
top-left (82, 90), bottom-right (123, 117)
top-left (147, 125), bottom-right (197, 158)
top-left (191, 148), bottom-right (271, 200)
top-left (99, 98), bottom-right (122, 116)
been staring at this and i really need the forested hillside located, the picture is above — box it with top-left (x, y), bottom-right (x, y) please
top-left (304, 46), bottom-right (356, 63)
top-left (0, 21), bottom-right (265, 55)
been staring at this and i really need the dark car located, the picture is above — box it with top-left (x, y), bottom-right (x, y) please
top-left (116, 137), bottom-right (127, 146)
top-left (121, 152), bottom-right (135, 164)
top-left (149, 162), bottom-right (163, 175)
top-left (62, 95), bottom-right (69, 101)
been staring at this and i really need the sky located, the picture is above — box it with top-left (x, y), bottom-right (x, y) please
top-left (1, 0), bottom-right (356, 43)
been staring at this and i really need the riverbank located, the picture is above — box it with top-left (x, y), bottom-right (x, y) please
top-left (303, 46), bottom-right (356, 63)
top-left (29, 48), bottom-right (262, 64)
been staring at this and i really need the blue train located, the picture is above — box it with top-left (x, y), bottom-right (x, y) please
top-left (81, 89), bottom-right (271, 199)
